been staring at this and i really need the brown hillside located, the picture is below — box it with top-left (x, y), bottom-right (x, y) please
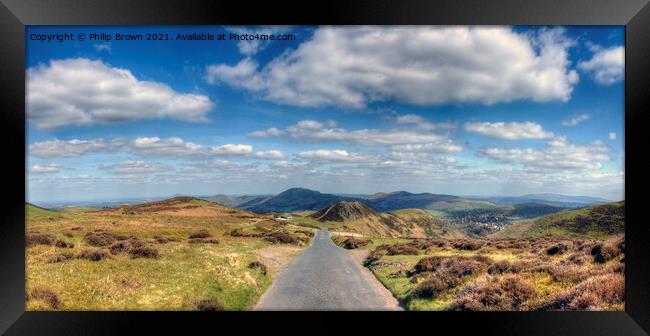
top-left (112, 197), bottom-right (256, 218)
top-left (310, 201), bottom-right (378, 222)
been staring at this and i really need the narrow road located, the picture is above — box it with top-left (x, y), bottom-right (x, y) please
top-left (255, 228), bottom-right (401, 310)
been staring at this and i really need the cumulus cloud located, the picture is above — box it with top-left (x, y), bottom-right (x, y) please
top-left (250, 119), bottom-right (455, 147)
top-left (389, 141), bottom-right (463, 154)
top-left (609, 132), bottom-right (617, 140)
top-left (464, 121), bottom-right (554, 140)
top-left (297, 149), bottom-right (377, 162)
top-left (247, 127), bottom-right (283, 137)
top-left (27, 58), bottom-right (214, 128)
top-left (562, 113), bottom-right (590, 126)
top-left (480, 137), bottom-right (610, 170)
top-left (29, 138), bottom-right (111, 158)
top-left (209, 144), bottom-right (253, 155)
top-left (98, 160), bottom-right (171, 174)
top-left (129, 137), bottom-right (203, 156)
top-left (578, 46), bottom-right (624, 85)
top-left (206, 26), bottom-right (579, 108)
top-left (254, 150), bottom-right (287, 159)
top-left (225, 26), bottom-right (291, 56)
top-left (31, 164), bottom-right (61, 174)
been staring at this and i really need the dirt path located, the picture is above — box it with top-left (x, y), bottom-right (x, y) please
top-left (255, 228), bottom-right (401, 310)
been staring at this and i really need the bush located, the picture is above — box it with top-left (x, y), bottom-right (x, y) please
top-left (335, 236), bottom-right (372, 249)
top-left (129, 246), bottom-right (159, 259)
top-left (248, 261), bottom-right (268, 275)
top-left (26, 233), bottom-right (56, 246)
top-left (413, 256), bottom-right (444, 273)
top-left (411, 275), bottom-right (460, 299)
top-left (546, 243), bottom-right (570, 256)
top-left (188, 238), bottom-right (220, 244)
top-left (386, 244), bottom-right (419, 255)
top-left (452, 240), bottom-right (483, 251)
top-left (77, 248), bottom-right (111, 261)
top-left (28, 287), bottom-right (61, 309)
top-left (591, 237), bottom-right (624, 263)
top-left (189, 229), bottom-right (211, 239)
top-left (196, 298), bottom-right (225, 311)
top-left (263, 232), bottom-right (300, 244)
top-left (83, 232), bottom-right (116, 247)
top-left (54, 239), bottom-right (74, 248)
top-left (536, 273), bottom-right (624, 311)
top-left (46, 252), bottom-right (74, 263)
top-left (109, 241), bottom-right (131, 255)
top-left (154, 236), bottom-right (170, 244)
top-left (364, 249), bottom-right (387, 267)
top-left (449, 275), bottom-right (535, 311)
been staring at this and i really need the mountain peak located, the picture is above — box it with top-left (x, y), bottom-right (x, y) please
top-left (310, 200), bottom-right (377, 222)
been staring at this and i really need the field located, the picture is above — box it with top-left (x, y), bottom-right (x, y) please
top-left (25, 198), bottom-right (312, 310)
top-left (345, 235), bottom-right (624, 311)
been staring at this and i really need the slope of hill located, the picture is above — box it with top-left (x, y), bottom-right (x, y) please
top-left (26, 203), bottom-right (56, 217)
top-left (115, 196), bottom-right (256, 218)
top-left (202, 194), bottom-right (245, 207)
top-left (472, 193), bottom-right (610, 208)
top-left (310, 201), bottom-right (462, 238)
top-left (366, 191), bottom-right (464, 211)
top-left (241, 188), bottom-right (355, 213)
top-left (491, 201), bottom-right (624, 239)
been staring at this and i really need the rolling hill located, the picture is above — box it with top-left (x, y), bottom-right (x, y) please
top-left (240, 188), bottom-right (356, 213)
top-left (491, 201), bottom-right (624, 239)
top-left (472, 193), bottom-right (610, 208)
top-left (366, 191), bottom-right (464, 211)
top-left (310, 201), bottom-right (463, 238)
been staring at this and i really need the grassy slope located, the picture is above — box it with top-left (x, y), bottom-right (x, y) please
top-left (26, 199), bottom-right (310, 310)
top-left (492, 201), bottom-right (624, 239)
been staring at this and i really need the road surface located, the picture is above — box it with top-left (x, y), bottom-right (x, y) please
top-left (255, 228), bottom-right (401, 310)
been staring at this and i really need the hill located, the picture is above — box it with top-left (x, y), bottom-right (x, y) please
top-left (114, 196), bottom-right (256, 218)
top-left (26, 203), bottom-right (56, 217)
top-left (367, 191), bottom-right (463, 211)
top-left (201, 194), bottom-right (245, 207)
top-left (310, 201), bottom-right (462, 238)
top-left (241, 188), bottom-right (355, 213)
top-left (491, 201), bottom-right (624, 239)
top-left (473, 193), bottom-right (610, 208)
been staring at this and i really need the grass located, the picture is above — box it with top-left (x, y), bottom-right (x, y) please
top-left (26, 199), bottom-right (311, 310)
top-left (289, 215), bottom-right (342, 230)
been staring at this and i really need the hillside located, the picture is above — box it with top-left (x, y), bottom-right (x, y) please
top-left (26, 203), bottom-right (56, 217)
top-left (310, 201), bottom-right (462, 238)
top-left (202, 194), bottom-right (245, 207)
top-left (241, 188), bottom-right (355, 213)
top-left (114, 196), bottom-right (256, 218)
top-left (473, 193), bottom-right (610, 208)
top-left (491, 201), bottom-right (624, 239)
top-left (367, 191), bottom-right (463, 211)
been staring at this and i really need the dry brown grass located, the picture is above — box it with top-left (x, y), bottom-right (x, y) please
top-left (27, 287), bottom-right (61, 309)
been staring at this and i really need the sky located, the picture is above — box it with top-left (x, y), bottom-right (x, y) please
top-left (25, 26), bottom-right (625, 204)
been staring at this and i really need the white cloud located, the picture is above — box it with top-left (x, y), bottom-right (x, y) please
top-left (225, 27), bottom-right (290, 56)
top-left (389, 141), bottom-right (463, 153)
top-left (29, 138), bottom-right (110, 158)
top-left (98, 160), bottom-right (170, 174)
top-left (297, 149), bottom-right (377, 162)
top-left (562, 113), bottom-right (590, 126)
top-left (94, 43), bottom-right (111, 53)
top-left (252, 119), bottom-right (452, 147)
top-left (27, 58), bottom-right (214, 128)
top-left (209, 144), bottom-right (253, 155)
top-left (609, 132), bottom-right (617, 140)
top-left (578, 46), bottom-right (624, 85)
top-left (480, 137), bottom-right (610, 170)
top-left (247, 127), bottom-right (282, 137)
top-left (31, 164), bottom-right (61, 174)
top-left (254, 150), bottom-right (287, 159)
top-left (464, 121), bottom-right (554, 140)
top-left (129, 137), bottom-right (203, 156)
top-left (206, 27), bottom-right (579, 108)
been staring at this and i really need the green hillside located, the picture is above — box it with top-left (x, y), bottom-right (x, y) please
top-left (493, 201), bottom-right (624, 239)
top-left (26, 203), bottom-right (56, 218)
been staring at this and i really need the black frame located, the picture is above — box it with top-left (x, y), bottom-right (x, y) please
top-left (1, 0), bottom-right (649, 335)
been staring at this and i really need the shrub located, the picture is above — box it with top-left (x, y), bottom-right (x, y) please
top-left (46, 252), bottom-right (74, 263)
top-left (336, 236), bottom-right (372, 249)
top-left (109, 241), bottom-right (131, 255)
top-left (77, 248), bottom-right (111, 261)
top-left (413, 256), bottom-right (444, 273)
top-left (189, 229), bottom-right (211, 239)
top-left (591, 237), bottom-right (623, 263)
top-left (263, 232), bottom-right (300, 244)
top-left (546, 243), bottom-right (569, 256)
top-left (452, 240), bottom-right (483, 251)
top-left (248, 261), bottom-right (267, 275)
top-left (154, 236), bottom-right (170, 244)
top-left (26, 233), bottom-right (56, 246)
top-left (536, 273), bottom-right (624, 311)
top-left (129, 246), bottom-right (159, 259)
top-left (364, 249), bottom-right (387, 267)
top-left (63, 232), bottom-right (74, 238)
top-left (54, 239), bottom-right (74, 248)
top-left (546, 265), bottom-right (588, 283)
top-left (294, 230), bottom-right (315, 238)
top-left (386, 244), bottom-right (419, 255)
top-left (188, 238), bottom-right (220, 244)
top-left (83, 232), bottom-right (116, 247)
top-left (196, 298), bottom-right (225, 311)
top-left (411, 275), bottom-right (460, 299)
top-left (449, 275), bottom-right (535, 311)
top-left (28, 287), bottom-right (61, 309)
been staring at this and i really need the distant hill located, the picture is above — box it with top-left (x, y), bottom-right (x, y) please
top-left (472, 193), bottom-right (610, 208)
top-left (115, 196), bottom-right (256, 219)
top-left (202, 194), bottom-right (245, 207)
top-left (26, 203), bottom-right (56, 217)
top-left (491, 201), bottom-right (624, 239)
top-left (311, 201), bottom-right (463, 238)
top-left (240, 188), bottom-right (356, 213)
top-left (366, 191), bottom-right (463, 212)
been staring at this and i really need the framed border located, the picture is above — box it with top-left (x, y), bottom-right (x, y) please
top-left (1, 0), bottom-right (649, 335)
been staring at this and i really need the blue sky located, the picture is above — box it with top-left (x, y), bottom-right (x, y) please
top-left (26, 26), bottom-right (624, 204)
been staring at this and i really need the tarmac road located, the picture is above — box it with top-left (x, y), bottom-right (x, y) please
top-left (255, 228), bottom-right (401, 310)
